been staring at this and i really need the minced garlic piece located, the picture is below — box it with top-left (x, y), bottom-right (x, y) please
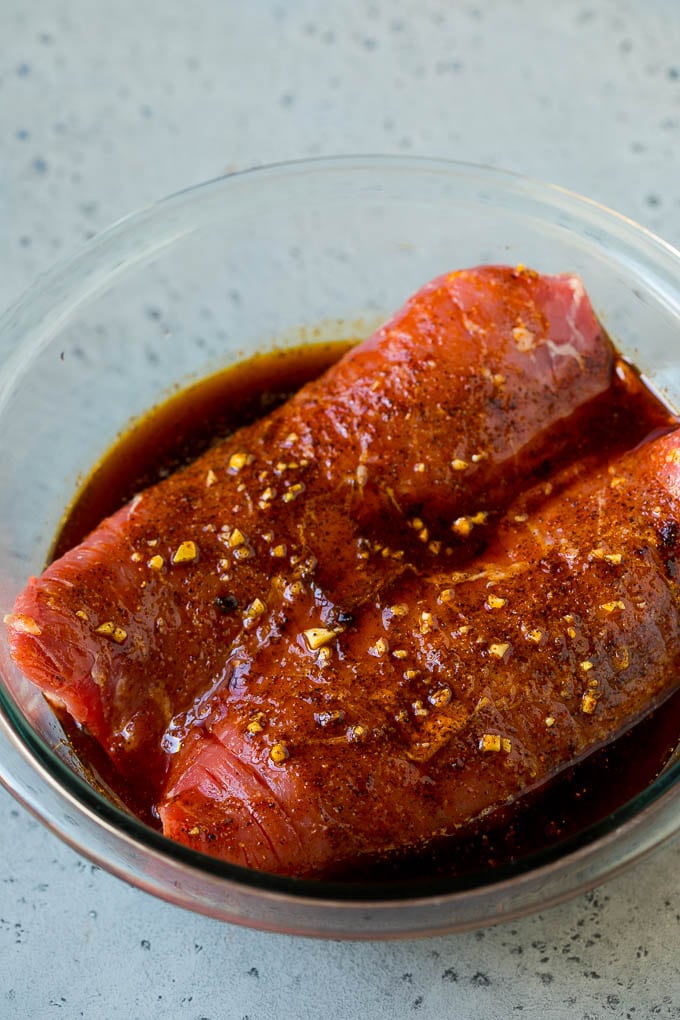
top-left (271, 544), bottom-right (287, 558)
top-left (392, 649), bottom-right (408, 660)
top-left (269, 742), bottom-right (290, 764)
top-left (429, 686), bottom-right (452, 707)
top-left (428, 540), bottom-right (442, 555)
top-left (244, 598), bottom-right (266, 620)
top-left (95, 621), bottom-right (127, 644)
top-left (206, 469), bottom-right (217, 487)
top-left (471, 452), bottom-right (487, 463)
top-left (451, 459), bottom-right (468, 471)
top-left (130, 551), bottom-right (142, 563)
top-left (501, 737), bottom-right (512, 753)
top-left (489, 643), bottom-right (510, 659)
top-left (420, 611), bottom-right (433, 635)
top-left (75, 610), bottom-right (89, 621)
top-left (282, 482), bottom-right (304, 503)
top-left (147, 554), bottom-right (164, 570)
top-left (545, 715), bottom-right (556, 728)
top-left (233, 546), bottom-right (254, 561)
top-left (410, 517), bottom-right (425, 531)
top-left (404, 669), bottom-right (419, 680)
top-left (228, 451), bottom-right (251, 473)
top-left (369, 637), bottom-right (388, 657)
top-left (581, 692), bottom-right (598, 715)
top-left (4, 613), bottom-right (42, 636)
top-left (228, 528), bottom-right (246, 548)
top-left (417, 527), bottom-right (430, 543)
top-left (486, 594), bottom-right (506, 610)
top-left (600, 600), bottom-right (625, 613)
top-left (479, 733), bottom-right (502, 752)
top-left (526, 629), bottom-right (543, 644)
top-left (172, 541), bottom-right (198, 564)
top-left (452, 511), bottom-right (487, 537)
top-left (579, 660), bottom-right (594, 672)
top-left (348, 724), bottom-right (367, 742)
top-left (389, 603), bottom-right (409, 617)
top-left (567, 627), bottom-right (576, 639)
top-left (452, 517), bottom-right (472, 537)
top-left (590, 548), bottom-right (623, 565)
top-left (513, 324), bottom-right (535, 352)
top-left (303, 627), bottom-right (336, 650)
top-left (414, 462), bottom-right (425, 473)
top-left (284, 581), bottom-right (304, 601)
top-left (247, 713), bottom-right (266, 735)
top-left (412, 700), bottom-right (428, 717)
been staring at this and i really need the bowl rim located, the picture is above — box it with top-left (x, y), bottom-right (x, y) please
top-left (1, 153), bottom-right (680, 923)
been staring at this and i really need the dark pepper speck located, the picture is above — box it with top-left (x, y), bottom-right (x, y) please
top-left (215, 594), bottom-right (239, 614)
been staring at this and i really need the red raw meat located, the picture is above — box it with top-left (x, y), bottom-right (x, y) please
top-left (158, 430), bottom-right (680, 873)
top-left (7, 265), bottom-right (641, 874)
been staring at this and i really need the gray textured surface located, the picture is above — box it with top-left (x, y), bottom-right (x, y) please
top-left (1, 1), bottom-right (680, 1017)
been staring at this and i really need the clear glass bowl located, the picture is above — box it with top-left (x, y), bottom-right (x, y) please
top-left (0, 156), bottom-right (679, 939)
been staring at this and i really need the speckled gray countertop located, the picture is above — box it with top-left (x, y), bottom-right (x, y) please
top-left (1, 2), bottom-right (680, 1017)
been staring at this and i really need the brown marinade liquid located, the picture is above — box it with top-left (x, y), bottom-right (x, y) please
top-left (52, 341), bottom-right (680, 883)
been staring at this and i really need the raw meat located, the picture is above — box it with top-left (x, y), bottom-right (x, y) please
top-left (159, 430), bottom-right (680, 873)
top-left (7, 265), bottom-right (652, 876)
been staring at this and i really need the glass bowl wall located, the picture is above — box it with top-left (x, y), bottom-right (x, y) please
top-left (0, 157), bottom-right (679, 938)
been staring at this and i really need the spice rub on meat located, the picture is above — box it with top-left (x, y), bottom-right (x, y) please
top-left (160, 430), bottom-right (680, 873)
top-left (7, 264), bottom-right (679, 877)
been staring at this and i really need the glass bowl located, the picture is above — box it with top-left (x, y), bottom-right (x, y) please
top-left (0, 156), bottom-right (679, 939)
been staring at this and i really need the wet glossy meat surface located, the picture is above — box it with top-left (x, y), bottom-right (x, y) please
top-left (7, 265), bottom-right (680, 877)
